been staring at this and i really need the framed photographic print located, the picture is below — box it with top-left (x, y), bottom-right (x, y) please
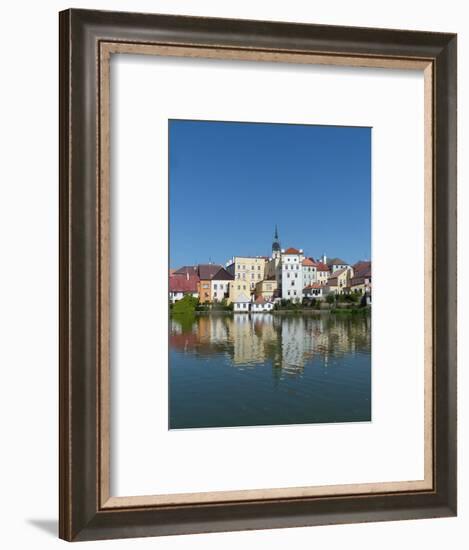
top-left (59, 9), bottom-right (457, 542)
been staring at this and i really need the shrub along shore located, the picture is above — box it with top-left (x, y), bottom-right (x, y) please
top-left (170, 295), bottom-right (370, 317)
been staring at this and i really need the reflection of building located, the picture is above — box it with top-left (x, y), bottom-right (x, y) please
top-left (170, 311), bottom-right (371, 374)
top-left (229, 314), bottom-right (265, 365)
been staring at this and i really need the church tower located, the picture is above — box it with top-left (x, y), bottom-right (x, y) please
top-left (272, 225), bottom-right (281, 259)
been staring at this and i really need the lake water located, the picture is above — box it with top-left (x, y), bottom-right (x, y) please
top-left (169, 312), bottom-right (371, 429)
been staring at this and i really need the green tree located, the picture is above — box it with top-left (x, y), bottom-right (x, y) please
top-left (172, 295), bottom-right (198, 316)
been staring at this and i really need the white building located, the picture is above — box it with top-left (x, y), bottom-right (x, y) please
top-left (302, 258), bottom-right (317, 287)
top-left (233, 293), bottom-right (251, 313)
top-left (210, 267), bottom-right (234, 302)
top-left (281, 247), bottom-right (304, 302)
top-left (327, 257), bottom-right (350, 273)
top-left (251, 296), bottom-right (275, 312)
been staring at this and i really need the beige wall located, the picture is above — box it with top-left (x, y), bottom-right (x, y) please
top-left (227, 280), bottom-right (251, 304)
top-left (255, 279), bottom-right (277, 299)
top-left (231, 257), bottom-right (267, 290)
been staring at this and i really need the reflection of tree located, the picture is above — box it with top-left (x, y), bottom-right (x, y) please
top-left (170, 313), bottom-right (371, 377)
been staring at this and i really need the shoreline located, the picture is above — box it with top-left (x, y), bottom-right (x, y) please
top-left (171, 307), bottom-right (371, 317)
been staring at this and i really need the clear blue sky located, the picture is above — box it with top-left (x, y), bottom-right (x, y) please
top-left (169, 120), bottom-right (371, 268)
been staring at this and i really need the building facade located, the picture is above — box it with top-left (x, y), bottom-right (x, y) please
top-left (254, 278), bottom-right (278, 300)
top-left (281, 247), bottom-right (305, 302)
top-left (302, 258), bottom-right (317, 287)
top-left (210, 267), bottom-right (234, 302)
top-left (228, 280), bottom-right (251, 305)
top-left (197, 264), bottom-right (223, 303)
top-left (226, 256), bottom-right (267, 291)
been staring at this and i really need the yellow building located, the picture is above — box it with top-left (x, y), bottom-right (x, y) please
top-left (226, 256), bottom-right (267, 291)
top-left (327, 267), bottom-right (353, 294)
top-left (254, 278), bottom-right (278, 299)
top-left (227, 280), bottom-right (251, 305)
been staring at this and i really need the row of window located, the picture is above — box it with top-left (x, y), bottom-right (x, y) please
top-left (236, 264), bottom-right (262, 271)
top-left (236, 273), bottom-right (262, 280)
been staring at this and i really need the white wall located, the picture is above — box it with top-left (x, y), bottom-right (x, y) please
top-left (0, 1), bottom-right (466, 549)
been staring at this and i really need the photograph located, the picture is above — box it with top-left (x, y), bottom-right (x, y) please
top-left (169, 119), bottom-right (372, 429)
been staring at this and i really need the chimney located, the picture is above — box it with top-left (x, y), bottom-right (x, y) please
top-left (186, 272), bottom-right (189, 281)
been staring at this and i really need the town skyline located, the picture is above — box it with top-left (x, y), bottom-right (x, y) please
top-left (169, 119), bottom-right (371, 268)
top-left (169, 226), bottom-right (370, 269)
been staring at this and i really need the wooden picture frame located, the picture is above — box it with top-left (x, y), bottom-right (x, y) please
top-left (59, 8), bottom-right (457, 541)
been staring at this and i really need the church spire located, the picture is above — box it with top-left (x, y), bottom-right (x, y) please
top-left (272, 225), bottom-right (281, 256)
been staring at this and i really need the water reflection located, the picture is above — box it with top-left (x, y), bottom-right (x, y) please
top-left (170, 313), bottom-right (371, 374)
top-left (169, 312), bottom-right (371, 429)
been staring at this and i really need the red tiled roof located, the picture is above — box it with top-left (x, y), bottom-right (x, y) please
top-left (304, 283), bottom-right (324, 290)
top-left (284, 247), bottom-right (301, 255)
top-left (302, 258), bottom-right (315, 266)
top-left (169, 274), bottom-right (199, 293)
top-left (353, 261), bottom-right (372, 278)
top-left (315, 262), bottom-right (330, 272)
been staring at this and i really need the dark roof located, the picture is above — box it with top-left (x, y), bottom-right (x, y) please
top-left (327, 257), bottom-right (347, 266)
top-left (331, 267), bottom-right (348, 277)
top-left (198, 264), bottom-right (223, 280)
top-left (174, 265), bottom-right (198, 276)
top-left (212, 267), bottom-right (234, 281)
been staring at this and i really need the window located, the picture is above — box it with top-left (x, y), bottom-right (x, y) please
top-left (295, 273), bottom-right (298, 278)
top-left (291, 281), bottom-right (294, 286)
top-left (251, 273), bottom-right (254, 279)
top-left (213, 284), bottom-right (217, 289)
top-left (294, 291), bottom-right (297, 296)
top-left (237, 285), bottom-right (240, 290)
top-left (251, 265), bottom-right (254, 270)
top-left (257, 266), bottom-right (260, 270)
top-left (287, 273), bottom-right (290, 278)
top-left (288, 291), bottom-right (291, 296)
